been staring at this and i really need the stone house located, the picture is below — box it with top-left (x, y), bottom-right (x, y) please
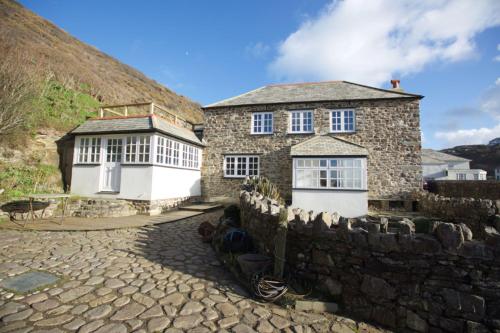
top-left (69, 103), bottom-right (204, 215)
top-left (202, 81), bottom-right (423, 217)
top-left (422, 149), bottom-right (487, 181)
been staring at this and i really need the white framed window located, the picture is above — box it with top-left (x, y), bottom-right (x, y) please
top-left (125, 135), bottom-right (151, 163)
top-left (155, 135), bottom-right (200, 170)
top-left (289, 110), bottom-right (313, 133)
top-left (251, 112), bottom-right (273, 134)
top-left (224, 155), bottom-right (259, 178)
top-left (330, 109), bottom-right (355, 133)
top-left (294, 157), bottom-right (366, 190)
top-left (78, 137), bottom-right (101, 163)
top-left (456, 173), bottom-right (466, 180)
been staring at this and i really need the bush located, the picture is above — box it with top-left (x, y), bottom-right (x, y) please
top-left (245, 176), bottom-right (283, 204)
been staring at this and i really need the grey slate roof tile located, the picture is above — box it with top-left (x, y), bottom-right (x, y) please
top-left (421, 149), bottom-right (470, 164)
top-left (204, 81), bottom-right (422, 108)
top-left (71, 116), bottom-right (204, 146)
top-left (291, 135), bottom-right (368, 156)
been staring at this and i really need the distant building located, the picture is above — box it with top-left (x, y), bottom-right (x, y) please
top-left (488, 137), bottom-right (500, 146)
top-left (422, 149), bottom-right (487, 181)
top-left (495, 167), bottom-right (500, 181)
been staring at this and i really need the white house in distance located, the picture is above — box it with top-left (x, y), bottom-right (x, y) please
top-left (422, 149), bottom-right (486, 181)
top-left (70, 102), bottom-right (204, 215)
top-left (495, 167), bottom-right (500, 181)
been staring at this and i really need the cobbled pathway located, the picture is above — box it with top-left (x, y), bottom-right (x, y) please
top-left (0, 211), bottom-right (381, 333)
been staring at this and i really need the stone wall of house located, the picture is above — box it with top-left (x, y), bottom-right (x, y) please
top-left (68, 199), bottom-right (137, 218)
top-left (240, 190), bottom-right (500, 332)
top-left (202, 98), bottom-right (422, 202)
top-left (427, 180), bottom-right (500, 200)
top-left (418, 192), bottom-right (499, 239)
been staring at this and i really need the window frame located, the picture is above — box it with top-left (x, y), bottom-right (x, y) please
top-left (251, 112), bottom-right (274, 135)
top-left (154, 134), bottom-right (201, 170)
top-left (293, 157), bottom-right (367, 190)
top-left (77, 137), bottom-right (102, 164)
top-left (124, 135), bottom-right (151, 164)
top-left (223, 155), bottom-right (260, 178)
top-left (289, 110), bottom-right (314, 134)
top-left (329, 109), bottom-right (356, 133)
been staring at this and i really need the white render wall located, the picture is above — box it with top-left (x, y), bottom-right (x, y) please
top-left (151, 166), bottom-right (201, 200)
top-left (292, 189), bottom-right (368, 218)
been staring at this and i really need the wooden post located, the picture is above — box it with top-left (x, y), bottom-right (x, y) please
top-left (99, 108), bottom-right (103, 118)
top-left (149, 103), bottom-right (155, 115)
top-left (124, 106), bottom-right (128, 116)
top-left (274, 207), bottom-right (288, 278)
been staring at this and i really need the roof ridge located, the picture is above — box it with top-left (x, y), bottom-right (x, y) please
top-left (342, 81), bottom-right (423, 98)
top-left (266, 80), bottom-right (343, 87)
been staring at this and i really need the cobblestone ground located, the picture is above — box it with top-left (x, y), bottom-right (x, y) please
top-left (0, 211), bottom-right (382, 333)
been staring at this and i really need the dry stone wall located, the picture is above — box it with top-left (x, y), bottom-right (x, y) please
top-left (418, 192), bottom-right (500, 239)
top-left (202, 98), bottom-right (422, 202)
top-left (427, 180), bottom-right (500, 201)
top-left (240, 190), bottom-right (500, 332)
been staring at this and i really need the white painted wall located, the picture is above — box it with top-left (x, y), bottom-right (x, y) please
top-left (292, 189), bottom-right (368, 218)
top-left (71, 165), bottom-right (104, 197)
top-left (151, 166), bottom-right (201, 200)
top-left (422, 163), bottom-right (448, 180)
top-left (120, 166), bottom-right (154, 200)
top-left (447, 169), bottom-right (487, 181)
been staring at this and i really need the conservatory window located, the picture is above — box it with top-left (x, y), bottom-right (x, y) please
top-left (125, 135), bottom-right (150, 163)
top-left (224, 155), bottom-right (259, 178)
top-left (78, 137), bottom-right (101, 163)
top-left (294, 158), bottom-right (366, 190)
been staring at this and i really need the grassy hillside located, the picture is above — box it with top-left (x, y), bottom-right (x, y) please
top-left (441, 144), bottom-right (500, 177)
top-left (0, 0), bottom-right (203, 125)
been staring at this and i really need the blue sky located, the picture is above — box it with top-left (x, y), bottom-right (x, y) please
top-left (20, 0), bottom-right (500, 149)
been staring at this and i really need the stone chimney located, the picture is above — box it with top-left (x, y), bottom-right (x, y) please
top-left (390, 79), bottom-right (403, 92)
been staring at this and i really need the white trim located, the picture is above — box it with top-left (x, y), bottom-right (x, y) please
top-left (223, 155), bottom-right (260, 178)
top-left (251, 112), bottom-right (274, 134)
top-left (289, 110), bottom-right (314, 134)
top-left (329, 109), bottom-right (356, 133)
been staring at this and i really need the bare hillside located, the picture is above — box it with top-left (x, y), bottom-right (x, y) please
top-left (0, 0), bottom-right (203, 123)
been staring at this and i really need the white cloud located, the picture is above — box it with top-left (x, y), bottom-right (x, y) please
top-left (435, 123), bottom-right (500, 146)
top-left (270, 0), bottom-right (500, 86)
top-left (480, 80), bottom-right (500, 119)
top-left (245, 42), bottom-right (270, 59)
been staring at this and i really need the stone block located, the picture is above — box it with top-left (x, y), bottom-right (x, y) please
top-left (407, 310), bottom-right (428, 332)
top-left (295, 300), bottom-right (338, 313)
top-left (324, 278), bottom-right (342, 296)
top-left (435, 222), bottom-right (464, 251)
top-left (360, 275), bottom-right (396, 300)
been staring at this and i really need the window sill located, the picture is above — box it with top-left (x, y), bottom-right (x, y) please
top-left (292, 187), bottom-right (368, 192)
top-left (288, 132), bottom-right (314, 135)
top-left (224, 175), bottom-right (256, 179)
top-left (74, 163), bottom-right (101, 166)
top-left (250, 133), bottom-right (274, 135)
top-left (330, 131), bottom-right (356, 134)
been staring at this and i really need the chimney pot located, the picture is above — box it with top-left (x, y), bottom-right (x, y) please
top-left (391, 79), bottom-right (400, 89)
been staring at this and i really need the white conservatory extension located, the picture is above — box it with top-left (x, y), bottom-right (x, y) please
top-left (69, 103), bottom-right (204, 214)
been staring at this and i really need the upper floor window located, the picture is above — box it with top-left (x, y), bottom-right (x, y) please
top-left (330, 109), bottom-right (355, 133)
top-left (251, 112), bottom-right (273, 134)
top-left (290, 110), bottom-right (313, 133)
top-left (125, 135), bottom-right (150, 163)
top-left (78, 137), bottom-right (101, 163)
top-left (224, 155), bottom-right (259, 178)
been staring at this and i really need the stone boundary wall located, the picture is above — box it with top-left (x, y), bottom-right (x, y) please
top-left (240, 190), bottom-right (500, 333)
top-left (418, 192), bottom-right (499, 239)
top-left (68, 199), bottom-right (137, 218)
top-left (427, 180), bottom-right (500, 200)
top-left (131, 196), bottom-right (201, 215)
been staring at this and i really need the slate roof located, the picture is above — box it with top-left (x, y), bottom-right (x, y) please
top-left (421, 149), bottom-right (470, 164)
top-left (204, 81), bottom-right (423, 108)
top-left (291, 136), bottom-right (368, 156)
top-left (71, 115), bottom-right (204, 146)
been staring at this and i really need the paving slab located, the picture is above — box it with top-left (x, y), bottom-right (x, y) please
top-left (0, 271), bottom-right (59, 294)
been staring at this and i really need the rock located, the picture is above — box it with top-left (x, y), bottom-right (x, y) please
top-left (269, 315), bottom-right (290, 330)
top-left (147, 317), bottom-right (171, 332)
top-left (94, 323), bottom-right (127, 333)
top-left (58, 286), bottom-right (94, 303)
top-left (173, 314), bottom-right (204, 329)
top-left (161, 292), bottom-right (185, 306)
top-left (435, 222), bottom-right (464, 251)
top-left (398, 218), bottom-right (415, 235)
top-left (218, 316), bottom-right (239, 328)
top-left (407, 310), bottom-right (428, 332)
top-left (2, 308), bottom-right (33, 323)
top-left (232, 323), bottom-right (257, 333)
top-left (360, 275), bottom-right (396, 300)
top-left (139, 304), bottom-right (164, 319)
top-left (331, 212), bottom-right (341, 225)
top-left (111, 302), bottom-right (146, 321)
top-left (83, 304), bottom-right (112, 320)
top-left (34, 314), bottom-right (74, 327)
top-left (313, 212), bottom-right (332, 233)
top-left (466, 321), bottom-right (490, 333)
top-left (23, 293), bottom-right (48, 305)
top-left (324, 278), bottom-right (342, 296)
top-left (179, 301), bottom-right (204, 315)
top-left (104, 278), bottom-right (126, 289)
top-left (216, 302), bottom-right (238, 317)
top-left (459, 223), bottom-right (473, 241)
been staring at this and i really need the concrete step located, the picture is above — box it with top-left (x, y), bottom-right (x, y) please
top-left (179, 203), bottom-right (222, 212)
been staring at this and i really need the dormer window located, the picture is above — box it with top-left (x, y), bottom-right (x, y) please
top-left (289, 110), bottom-right (313, 133)
top-left (251, 112), bottom-right (273, 134)
top-left (330, 109), bottom-right (355, 133)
